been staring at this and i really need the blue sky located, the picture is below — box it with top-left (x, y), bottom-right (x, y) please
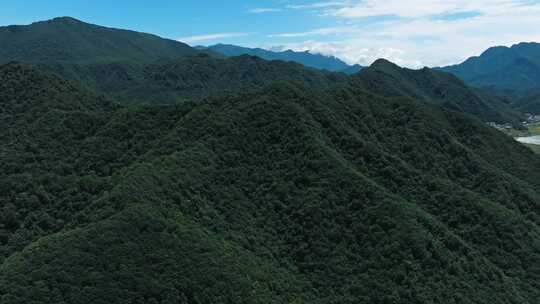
top-left (2, 0), bottom-right (540, 67)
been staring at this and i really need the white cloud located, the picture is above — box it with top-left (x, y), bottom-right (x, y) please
top-left (287, 1), bottom-right (350, 10)
top-left (271, 40), bottom-right (424, 68)
top-left (248, 8), bottom-right (282, 14)
top-left (268, 26), bottom-right (355, 38)
top-left (327, 0), bottom-right (539, 19)
top-left (178, 32), bottom-right (251, 44)
top-left (266, 0), bottom-right (540, 67)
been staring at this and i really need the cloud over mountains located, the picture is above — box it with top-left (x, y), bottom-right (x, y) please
top-left (247, 0), bottom-right (540, 67)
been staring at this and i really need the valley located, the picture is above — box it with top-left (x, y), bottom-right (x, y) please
top-left (515, 122), bottom-right (540, 153)
top-left (517, 136), bottom-right (540, 144)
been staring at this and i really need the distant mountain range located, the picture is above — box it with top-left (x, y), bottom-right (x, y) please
top-left (0, 17), bottom-right (527, 120)
top-left (440, 42), bottom-right (540, 94)
top-left (440, 42), bottom-right (540, 114)
top-left (199, 44), bottom-right (363, 74)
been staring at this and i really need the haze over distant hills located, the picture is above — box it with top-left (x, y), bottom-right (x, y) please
top-left (200, 44), bottom-right (364, 74)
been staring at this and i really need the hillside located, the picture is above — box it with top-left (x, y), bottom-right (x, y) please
top-left (1, 63), bottom-right (540, 304)
top-left (355, 59), bottom-right (524, 125)
top-left (40, 54), bottom-right (349, 104)
top-left (515, 92), bottom-right (540, 114)
top-left (45, 55), bottom-right (521, 125)
top-left (441, 42), bottom-right (540, 94)
top-left (0, 17), bottom-right (199, 64)
top-left (202, 44), bottom-right (362, 73)
top-left (40, 54), bottom-right (521, 125)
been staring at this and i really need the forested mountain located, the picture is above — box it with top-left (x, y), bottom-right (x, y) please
top-left (201, 44), bottom-right (363, 73)
top-left (39, 54), bottom-right (349, 104)
top-left (1, 62), bottom-right (540, 304)
top-left (354, 59), bottom-right (524, 125)
top-left (0, 17), bottom-right (199, 63)
top-left (441, 42), bottom-right (540, 95)
top-left (41, 55), bottom-right (522, 124)
top-left (0, 17), bottom-right (522, 123)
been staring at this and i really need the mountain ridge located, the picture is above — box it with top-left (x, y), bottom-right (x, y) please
top-left (440, 42), bottom-right (540, 93)
top-left (201, 43), bottom-right (364, 74)
top-left (0, 16), bottom-right (199, 64)
top-left (354, 59), bottom-right (525, 125)
top-left (0, 16), bottom-right (526, 123)
top-left (440, 42), bottom-right (540, 114)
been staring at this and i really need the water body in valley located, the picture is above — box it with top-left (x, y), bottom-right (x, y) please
top-left (516, 136), bottom-right (540, 145)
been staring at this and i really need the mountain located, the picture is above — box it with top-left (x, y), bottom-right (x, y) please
top-left (354, 59), bottom-right (525, 125)
top-left (441, 42), bottom-right (540, 94)
top-left (0, 17), bottom-right (199, 63)
top-left (40, 54), bottom-right (350, 104)
top-left (37, 54), bottom-right (519, 124)
top-left (41, 56), bottom-right (523, 124)
top-left (202, 44), bottom-right (363, 74)
top-left (1, 62), bottom-right (540, 304)
top-left (0, 16), bottom-right (520, 124)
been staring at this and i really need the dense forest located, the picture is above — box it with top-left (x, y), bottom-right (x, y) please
top-left (352, 59), bottom-right (524, 125)
top-left (1, 62), bottom-right (540, 304)
top-left (33, 53), bottom-right (522, 125)
top-left (1, 17), bottom-right (540, 304)
top-left (0, 17), bottom-right (198, 64)
top-left (38, 54), bottom-right (349, 105)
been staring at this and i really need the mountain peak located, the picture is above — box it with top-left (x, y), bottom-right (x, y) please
top-left (440, 41), bottom-right (540, 93)
top-left (0, 17), bottom-right (198, 63)
top-left (512, 41), bottom-right (540, 49)
top-left (51, 16), bottom-right (83, 23)
top-left (479, 46), bottom-right (511, 57)
top-left (37, 16), bottom-right (87, 26)
top-left (369, 58), bottom-right (401, 70)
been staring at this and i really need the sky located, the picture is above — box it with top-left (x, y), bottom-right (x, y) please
top-left (2, 0), bottom-right (540, 68)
